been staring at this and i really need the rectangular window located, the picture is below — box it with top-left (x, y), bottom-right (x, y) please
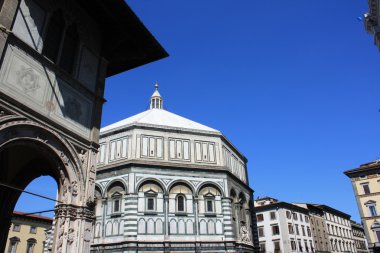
top-left (113, 199), bottom-right (120, 213)
top-left (270, 211), bottom-right (276, 220)
top-left (291, 240), bottom-right (296, 251)
top-left (295, 225), bottom-right (299, 235)
top-left (272, 225), bottom-right (280, 235)
top-left (206, 200), bottom-right (214, 212)
top-left (305, 216), bottom-right (309, 223)
top-left (257, 214), bottom-right (264, 222)
top-left (274, 241), bottom-right (281, 253)
top-left (30, 226), bottom-right (36, 234)
top-left (300, 215), bottom-right (303, 222)
top-left (298, 240), bottom-right (303, 252)
top-left (307, 227), bottom-right (311, 237)
top-left (258, 227), bottom-right (264, 237)
top-left (288, 224), bottom-right (294, 234)
top-left (259, 242), bottom-right (266, 253)
top-left (147, 198), bottom-right (155, 211)
top-left (12, 224), bottom-right (20, 232)
top-left (302, 225), bottom-right (306, 236)
top-left (369, 205), bottom-right (378, 217)
top-left (293, 213), bottom-right (298, 220)
top-left (304, 240), bottom-right (309, 252)
top-left (286, 211), bottom-right (291, 219)
top-left (362, 183), bottom-right (371, 194)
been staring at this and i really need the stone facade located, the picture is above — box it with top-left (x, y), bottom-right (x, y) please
top-left (345, 161), bottom-right (380, 253)
top-left (91, 87), bottom-right (257, 252)
top-left (0, 0), bottom-right (167, 252)
top-left (351, 221), bottom-right (369, 253)
top-left (255, 198), bottom-right (315, 253)
top-left (5, 211), bottom-right (52, 253)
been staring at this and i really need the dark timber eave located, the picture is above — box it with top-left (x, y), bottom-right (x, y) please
top-left (77, 0), bottom-right (169, 77)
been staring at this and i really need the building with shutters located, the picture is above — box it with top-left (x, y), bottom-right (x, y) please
top-left (254, 197), bottom-right (315, 253)
top-left (345, 161), bottom-right (380, 253)
top-left (5, 211), bottom-right (52, 253)
top-left (90, 85), bottom-right (257, 252)
top-left (351, 221), bottom-right (369, 253)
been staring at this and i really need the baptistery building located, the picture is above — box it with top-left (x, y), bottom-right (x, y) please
top-left (91, 85), bottom-right (257, 252)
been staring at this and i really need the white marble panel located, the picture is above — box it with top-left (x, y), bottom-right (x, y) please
top-left (170, 219), bottom-right (177, 234)
top-left (156, 219), bottom-right (163, 234)
top-left (178, 220), bottom-right (185, 234)
top-left (147, 219), bottom-right (154, 234)
top-left (186, 220), bottom-right (193, 234)
top-left (216, 220), bottom-right (223, 234)
top-left (138, 219), bottom-right (145, 234)
top-left (208, 220), bottom-right (215, 235)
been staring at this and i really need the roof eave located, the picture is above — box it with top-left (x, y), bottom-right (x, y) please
top-left (77, 0), bottom-right (168, 77)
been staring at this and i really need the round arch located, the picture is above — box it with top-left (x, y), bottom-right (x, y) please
top-left (167, 180), bottom-right (195, 195)
top-left (0, 118), bottom-right (93, 253)
top-left (104, 179), bottom-right (127, 198)
top-left (196, 181), bottom-right (225, 197)
top-left (135, 178), bottom-right (166, 194)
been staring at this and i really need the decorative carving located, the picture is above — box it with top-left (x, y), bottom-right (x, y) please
top-left (136, 176), bottom-right (143, 183)
top-left (217, 181), bottom-right (224, 189)
top-left (122, 175), bottom-right (128, 183)
top-left (190, 180), bottom-right (201, 187)
top-left (60, 152), bottom-right (70, 166)
top-left (67, 228), bottom-right (75, 245)
top-left (35, 131), bottom-right (48, 143)
top-left (84, 228), bottom-right (92, 242)
top-left (71, 181), bottom-right (78, 196)
top-left (240, 225), bottom-right (251, 244)
top-left (162, 178), bottom-right (172, 185)
top-left (16, 66), bottom-right (40, 93)
top-left (100, 180), bottom-right (109, 188)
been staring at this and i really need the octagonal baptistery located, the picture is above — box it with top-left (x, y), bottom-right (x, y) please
top-left (91, 85), bottom-right (257, 253)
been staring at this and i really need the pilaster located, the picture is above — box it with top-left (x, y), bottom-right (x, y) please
top-left (222, 197), bottom-right (235, 241)
top-left (123, 193), bottom-right (138, 239)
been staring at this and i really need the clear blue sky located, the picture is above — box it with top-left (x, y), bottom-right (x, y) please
top-left (18, 1), bottom-right (380, 222)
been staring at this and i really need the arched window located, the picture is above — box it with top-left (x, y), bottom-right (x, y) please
top-left (26, 238), bottom-right (36, 253)
top-left (42, 10), bottom-right (65, 62)
top-left (176, 195), bottom-right (185, 212)
top-left (138, 181), bottom-right (164, 212)
top-left (59, 23), bottom-right (78, 74)
top-left (8, 237), bottom-right (20, 253)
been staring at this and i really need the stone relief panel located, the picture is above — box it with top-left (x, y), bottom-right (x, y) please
top-left (0, 45), bottom-right (51, 111)
top-left (0, 44), bottom-right (93, 138)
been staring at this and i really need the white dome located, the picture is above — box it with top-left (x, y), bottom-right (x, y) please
top-left (101, 108), bottom-right (220, 134)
